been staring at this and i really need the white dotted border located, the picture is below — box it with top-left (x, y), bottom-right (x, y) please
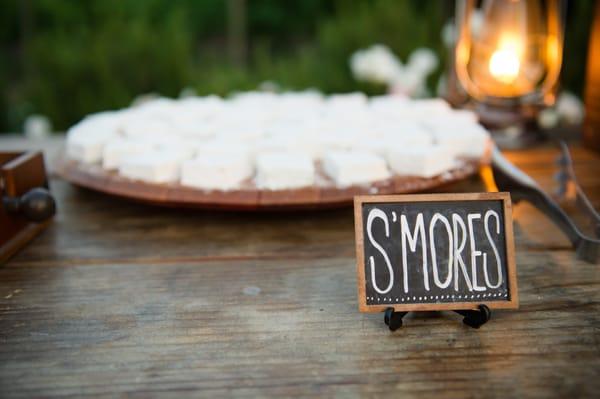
top-left (366, 290), bottom-right (509, 303)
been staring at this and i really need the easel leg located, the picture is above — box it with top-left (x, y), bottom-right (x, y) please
top-left (454, 305), bottom-right (491, 329)
top-left (384, 307), bottom-right (407, 331)
top-left (383, 305), bottom-right (491, 331)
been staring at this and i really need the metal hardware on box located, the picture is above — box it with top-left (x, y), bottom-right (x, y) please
top-left (3, 187), bottom-right (56, 223)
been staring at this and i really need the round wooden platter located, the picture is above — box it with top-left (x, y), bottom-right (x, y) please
top-left (54, 155), bottom-right (486, 211)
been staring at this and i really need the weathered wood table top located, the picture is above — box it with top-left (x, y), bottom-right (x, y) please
top-left (1, 136), bottom-right (599, 398)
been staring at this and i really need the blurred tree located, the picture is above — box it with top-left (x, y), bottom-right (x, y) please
top-left (227, 0), bottom-right (247, 66)
top-left (1, 0), bottom-right (229, 131)
top-left (562, 0), bottom-right (594, 98)
top-left (248, 0), bottom-right (447, 94)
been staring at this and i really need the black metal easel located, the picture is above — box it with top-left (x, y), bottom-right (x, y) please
top-left (383, 305), bottom-right (491, 331)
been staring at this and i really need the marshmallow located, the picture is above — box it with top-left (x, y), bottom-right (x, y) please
top-left (255, 152), bottom-right (315, 190)
top-left (350, 120), bottom-right (432, 155)
top-left (253, 135), bottom-right (320, 159)
top-left (322, 150), bottom-right (390, 187)
top-left (368, 95), bottom-right (410, 118)
top-left (66, 111), bottom-right (123, 163)
top-left (325, 93), bottom-right (369, 119)
top-left (422, 109), bottom-right (479, 131)
top-left (65, 93), bottom-right (489, 190)
top-left (119, 115), bottom-right (173, 139)
top-left (171, 115), bottom-right (216, 138)
top-left (153, 140), bottom-right (197, 159)
top-left (409, 98), bottom-right (452, 116)
top-left (372, 120), bottom-right (432, 142)
top-left (119, 150), bottom-right (191, 183)
top-left (386, 144), bottom-right (456, 177)
top-left (131, 98), bottom-right (179, 120)
top-left (215, 118), bottom-right (267, 142)
top-left (191, 139), bottom-right (253, 163)
top-left (181, 152), bottom-right (253, 191)
top-left (102, 137), bottom-right (154, 170)
top-left (327, 92), bottom-right (368, 109)
top-left (177, 95), bottom-right (225, 119)
top-left (67, 132), bottom-right (115, 164)
top-left (430, 124), bottom-right (491, 158)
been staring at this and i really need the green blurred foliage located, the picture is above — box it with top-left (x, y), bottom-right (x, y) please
top-left (0, 0), bottom-right (592, 133)
top-left (1, 0), bottom-right (225, 130)
top-left (561, 0), bottom-right (594, 101)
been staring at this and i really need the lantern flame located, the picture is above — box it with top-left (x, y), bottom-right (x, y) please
top-left (488, 36), bottom-right (522, 84)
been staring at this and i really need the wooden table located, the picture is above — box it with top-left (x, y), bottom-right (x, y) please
top-left (1, 136), bottom-right (599, 398)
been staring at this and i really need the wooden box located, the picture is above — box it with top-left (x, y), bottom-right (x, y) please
top-left (0, 151), bottom-right (55, 264)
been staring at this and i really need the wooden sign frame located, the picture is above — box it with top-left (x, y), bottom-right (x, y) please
top-left (354, 192), bottom-right (518, 312)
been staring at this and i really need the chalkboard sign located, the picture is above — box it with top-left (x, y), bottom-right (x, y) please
top-left (354, 193), bottom-right (518, 312)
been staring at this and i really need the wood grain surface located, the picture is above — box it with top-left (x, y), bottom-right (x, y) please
top-left (1, 136), bottom-right (599, 398)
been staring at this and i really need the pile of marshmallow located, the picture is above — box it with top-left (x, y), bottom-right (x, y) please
top-left (66, 92), bottom-right (490, 191)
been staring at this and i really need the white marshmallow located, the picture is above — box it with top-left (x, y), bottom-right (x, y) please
top-left (131, 98), bottom-right (179, 120)
top-left (119, 115), bottom-right (173, 139)
top-left (315, 116), bottom-right (370, 151)
top-left (177, 95), bottom-right (225, 120)
top-left (386, 144), bottom-right (456, 177)
top-left (371, 120), bottom-right (432, 141)
top-left (349, 121), bottom-right (431, 155)
top-left (181, 152), bottom-right (253, 191)
top-left (327, 92), bottom-right (368, 108)
top-left (214, 118), bottom-right (267, 142)
top-left (409, 98), bottom-right (452, 116)
top-left (255, 152), bottom-right (315, 190)
top-left (422, 110), bottom-right (479, 132)
top-left (275, 91), bottom-right (324, 117)
top-left (368, 95), bottom-right (410, 118)
top-left (119, 150), bottom-right (191, 183)
top-left (170, 115), bottom-right (216, 138)
top-left (430, 124), bottom-right (491, 158)
top-left (67, 132), bottom-right (115, 164)
top-left (66, 92), bottom-right (487, 189)
top-left (102, 138), bottom-right (154, 170)
top-left (153, 140), bottom-right (197, 159)
top-left (254, 134), bottom-right (321, 160)
top-left (66, 111), bottom-right (123, 163)
top-left (322, 150), bottom-right (390, 187)
top-left (192, 139), bottom-right (251, 157)
top-left (325, 93), bottom-right (369, 120)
